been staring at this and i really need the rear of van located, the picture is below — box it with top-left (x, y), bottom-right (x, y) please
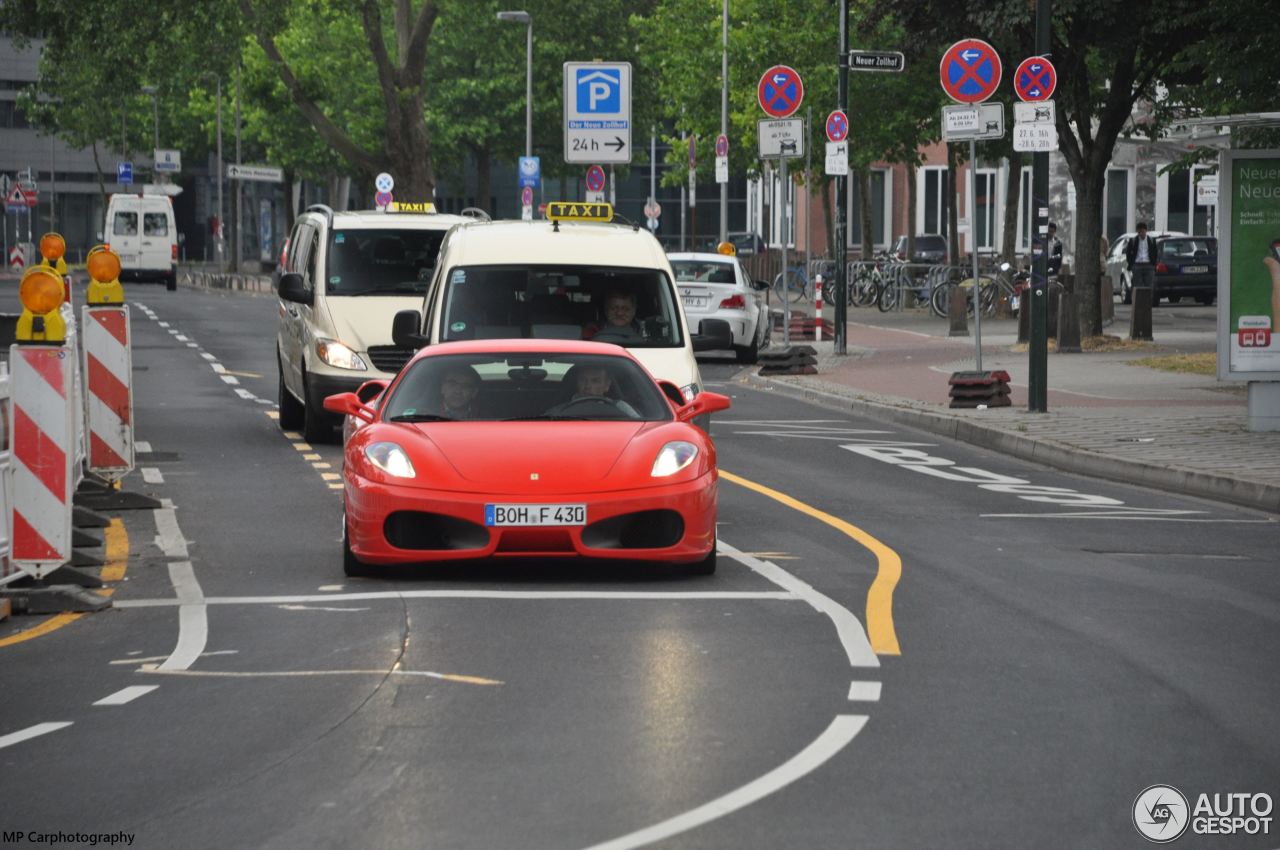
top-left (105, 194), bottom-right (178, 289)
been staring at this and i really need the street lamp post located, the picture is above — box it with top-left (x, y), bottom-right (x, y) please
top-left (140, 85), bottom-right (159, 153)
top-left (496, 10), bottom-right (533, 160)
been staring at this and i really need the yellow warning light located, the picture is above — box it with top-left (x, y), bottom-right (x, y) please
top-left (87, 246), bottom-right (122, 282)
top-left (20, 268), bottom-right (64, 315)
top-left (40, 232), bottom-right (66, 262)
top-left (716, 241), bottom-right (736, 256)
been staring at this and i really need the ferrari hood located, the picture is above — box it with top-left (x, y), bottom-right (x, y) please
top-left (414, 421), bottom-right (652, 493)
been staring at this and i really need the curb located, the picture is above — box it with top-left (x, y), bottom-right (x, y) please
top-left (743, 371), bottom-right (1280, 516)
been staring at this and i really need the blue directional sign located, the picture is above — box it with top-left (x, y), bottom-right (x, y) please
top-left (117, 161), bottom-right (134, 185)
top-left (519, 156), bottom-right (541, 189)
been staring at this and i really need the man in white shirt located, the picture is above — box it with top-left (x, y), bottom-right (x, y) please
top-left (1125, 221), bottom-right (1158, 294)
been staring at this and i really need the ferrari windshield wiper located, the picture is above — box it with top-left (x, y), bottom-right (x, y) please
top-left (502, 415), bottom-right (594, 421)
top-left (389, 413), bottom-right (454, 422)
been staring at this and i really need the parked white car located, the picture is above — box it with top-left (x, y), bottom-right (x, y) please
top-left (668, 252), bottom-right (771, 364)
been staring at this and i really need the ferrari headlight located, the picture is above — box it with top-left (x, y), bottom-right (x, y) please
top-left (679, 383), bottom-right (699, 403)
top-left (365, 442), bottom-right (416, 478)
top-left (316, 338), bottom-right (368, 371)
top-left (652, 441), bottom-right (698, 477)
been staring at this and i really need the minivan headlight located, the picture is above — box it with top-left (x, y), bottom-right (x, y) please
top-left (317, 338), bottom-right (368, 371)
top-left (652, 441), bottom-right (698, 477)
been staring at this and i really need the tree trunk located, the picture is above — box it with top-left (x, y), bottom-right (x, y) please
top-left (1002, 153), bottom-right (1022, 268)
top-left (947, 145), bottom-right (960, 266)
top-left (858, 169), bottom-right (873, 258)
top-left (1072, 167), bottom-right (1108, 335)
top-left (385, 89), bottom-right (436, 200)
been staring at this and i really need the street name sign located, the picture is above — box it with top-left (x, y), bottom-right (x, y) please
top-left (564, 62), bottom-right (632, 164)
top-left (848, 50), bottom-right (905, 73)
top-left (758, 119), bottom-right (805, 159)
top-left (227, 164), bottom-right (284, 183)
top-left (942, 102), bottom-right (1004, 141)
top-left (154, 149), bottom-right (182, 173)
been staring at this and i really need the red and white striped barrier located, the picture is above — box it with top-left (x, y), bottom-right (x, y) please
top-left (814, 275), bottom-right (824, 342)
top-left (7, 345), bottom-right (75, 579)
top-left (82, 306), bottom-right (134, 480)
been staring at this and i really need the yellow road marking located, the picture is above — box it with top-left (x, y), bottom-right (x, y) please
top-left (0, 519), bottom-right (128, 647)
top-left (265, 410), bottom-right (280, 420)
top-left (292, 442), bottom-right (312, 451)
top-left (222, 369), bottom-right (262, 379)
top-left (720, 469), bottom-right (902, 655)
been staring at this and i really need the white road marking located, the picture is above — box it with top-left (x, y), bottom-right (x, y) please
top-left (981, 512), bottom-right (1271, 522)
top-left (581, 715), bottom-right (868, 850)
top-left (93, 686), bottom-right (159, 706)
top-left (141, 467), bottom-right (164, 485)
top-left (220, 375), bottom-right (240, 385)
top-left (235, 389), bottom-right (256, 400)
top-left (158, 561), bottom-right (208, 672)
top-left (211, 362), bottom-right (226, 373)
top-left (115, 590), bottom-right (801, 608)
top-left (277, 604), bottom-right (371, 612)
top-left (157, 321), bottom-right (170, 328)
top-left (135, 441), bottom-right (152, 453)
top-left (111, 650), bottom-right (238, 665)
top-left (175, 334), bottom-right (189, 342)
top-left (153, 507), bottom-right (189, 558)
top-left (318, 585), bottom-right (345, 591)
top-left (0, 722), bottom-right (73, 750)
top-left (138, 668), bottom-right (500, 684)
top-left (201, 352), bottom-right (217, 361)
top-left (847, 681), bottom-right (882, 702)
top-left (719, 540), bottom-right (879, 668)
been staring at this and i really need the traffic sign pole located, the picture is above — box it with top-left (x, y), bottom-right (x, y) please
top-left (1029, 0), bottom-right (1051, 413)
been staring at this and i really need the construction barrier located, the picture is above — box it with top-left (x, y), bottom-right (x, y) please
top-left (82, 306), bottom-right (134, 480)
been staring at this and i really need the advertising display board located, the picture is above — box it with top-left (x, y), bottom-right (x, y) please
top-left (1218, 150), bottom-right (1280, 380)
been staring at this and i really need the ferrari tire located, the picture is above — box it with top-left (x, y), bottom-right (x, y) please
top-left (688, 539), bottom-right (717, 576)
top-left (342, 517), bottom-right (374, 578)
top-left (278, 355), bottom-right (304, 431)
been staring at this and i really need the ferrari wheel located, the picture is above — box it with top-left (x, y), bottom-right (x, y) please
top-left (342, 517), bottom-right (374, 578)
top-left (688, 539), bottom-right (717, 576)
top-left (278, 354), bottom-right (304, 431)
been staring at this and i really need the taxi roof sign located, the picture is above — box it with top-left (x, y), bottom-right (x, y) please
top-left (388, 201), bottom-right (436, 213)
top-left (545, 202), bottom-right (613, 222)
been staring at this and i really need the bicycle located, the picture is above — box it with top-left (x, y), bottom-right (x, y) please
top-left (928, 262), bottom-right (1023, 318)
top-left (772, 265), bottom-right (811, 304)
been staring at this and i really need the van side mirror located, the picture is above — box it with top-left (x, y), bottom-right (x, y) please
top-left (392, 310), bottom-right (429, 349)
top-left (277, 272), bottom-right (313, 305)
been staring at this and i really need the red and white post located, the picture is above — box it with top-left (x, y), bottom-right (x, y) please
top-left (814, 273), bottom-right (824, 341)
top-left (82, 306), bottom-right (135, 479)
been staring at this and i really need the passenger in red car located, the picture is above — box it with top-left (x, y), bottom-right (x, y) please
top-left (436, 365), bottom-right (482, 419)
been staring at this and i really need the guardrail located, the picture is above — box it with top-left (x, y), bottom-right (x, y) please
top-left (183, 269), bottom-right (275, 294)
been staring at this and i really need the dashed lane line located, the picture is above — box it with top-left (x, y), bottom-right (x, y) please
top-left (93, 686), bottom-right (160, 706)
top-left (0, 722), bottom-right (74, 751)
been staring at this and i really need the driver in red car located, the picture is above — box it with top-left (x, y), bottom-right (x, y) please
top-left (436, 364), bottom-right (483, 419)
top-left (547, 365), bottom-right (638, 418)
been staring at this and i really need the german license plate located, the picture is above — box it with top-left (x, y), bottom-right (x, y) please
top-left (682, 296), bottom-right (709, 309)
top-left (485, 503), bottom-right (586, 527)
top-left (1183, 265), bottom-right (1208, 274)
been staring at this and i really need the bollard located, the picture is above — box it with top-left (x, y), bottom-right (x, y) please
top-left (814, 274), bottom-right (823, 342)
top-left (948, 285), bottom-right (969, 337)
top-left (1057, 273), bottom-right (1081, 352)
top-left (1130, 286), bottom-right (1154, 341)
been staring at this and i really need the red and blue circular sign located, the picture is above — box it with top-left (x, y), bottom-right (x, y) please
top-left (521, 186), bottom-right (533, 206)
top-left (825, 110), bottom-right (849, 143)
top-left (374, 190), bottom-right (393, 208)
top-left (586, 165), bottom-right (605, 193)
top-left (1013, 56), bottom-right (1057, 102)
top-left (715, 134), bottom-right (728, 158)
top-left (758, 65), bottom-right (804, 118)
top-left (940, 39), bottom-right (1002, 104)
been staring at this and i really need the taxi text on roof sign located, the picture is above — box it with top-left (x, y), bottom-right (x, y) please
top-left (388, 201), bottom-right (437, 213)
top-left (545, 202), bottom-right (613, 222)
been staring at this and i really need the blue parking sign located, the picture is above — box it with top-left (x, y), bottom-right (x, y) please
top-left (117, 161), bottom-right (133, 184)
top-left (576, 68), bottom-right (621, 113)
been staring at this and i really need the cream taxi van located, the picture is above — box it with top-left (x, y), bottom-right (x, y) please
top-left (275, 202), bottom-right (480, 441)
top-left (390, 202), bottom-right (731, 416)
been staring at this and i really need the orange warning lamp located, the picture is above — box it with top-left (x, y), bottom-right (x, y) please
top-left (85, 245), bottom-right (125, 304)
top-left (40, 232), bottom-right (66, 262)
top-left (717, 241), bottom-right (736, 256)
top-left (17, 266), bottom-right (68, 343)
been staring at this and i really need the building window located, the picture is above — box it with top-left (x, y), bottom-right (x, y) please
top-left (1103, 168), bottom-right (1131, 242)
top-left (1017, 167), bottom-right (1033, 252)
top-left (1166, 166), bottom-right (1213, 236)
top-left (972, 168), bottom-right (998, 253)
top-left (919, 166), bottom-right (948, 236)
top-left (848, 168), bottom-right (890, 249)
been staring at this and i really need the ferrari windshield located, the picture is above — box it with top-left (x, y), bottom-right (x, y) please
top-left (324, 228), bottom-right (446, 296)
top-left (439, 265), bottom-right (683, 347)
top-left (383, 353), bottom-right (674, 422)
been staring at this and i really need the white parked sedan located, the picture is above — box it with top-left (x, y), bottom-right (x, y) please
top-left (668, 252), bottom-right (771, 364)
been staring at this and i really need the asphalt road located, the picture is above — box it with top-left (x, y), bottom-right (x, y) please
top-left (1, 283), bottom-right (1277, 849)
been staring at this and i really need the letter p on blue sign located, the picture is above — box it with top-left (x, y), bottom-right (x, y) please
top-left (577, 69), bottom-right (620, 113)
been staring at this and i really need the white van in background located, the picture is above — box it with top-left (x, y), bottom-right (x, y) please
top-left (104, 193), bottom-right (178, 290)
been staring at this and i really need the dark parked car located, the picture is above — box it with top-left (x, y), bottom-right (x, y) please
top-left (1153, 236), bottom-right (1217, 305)
top-left (891, 234), bottom-right (948, 265)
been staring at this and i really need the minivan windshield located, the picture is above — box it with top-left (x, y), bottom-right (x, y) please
top-left (325, 228), bottom-right (447, 296)
top-left (439, 264), bottom-right (683, 347)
